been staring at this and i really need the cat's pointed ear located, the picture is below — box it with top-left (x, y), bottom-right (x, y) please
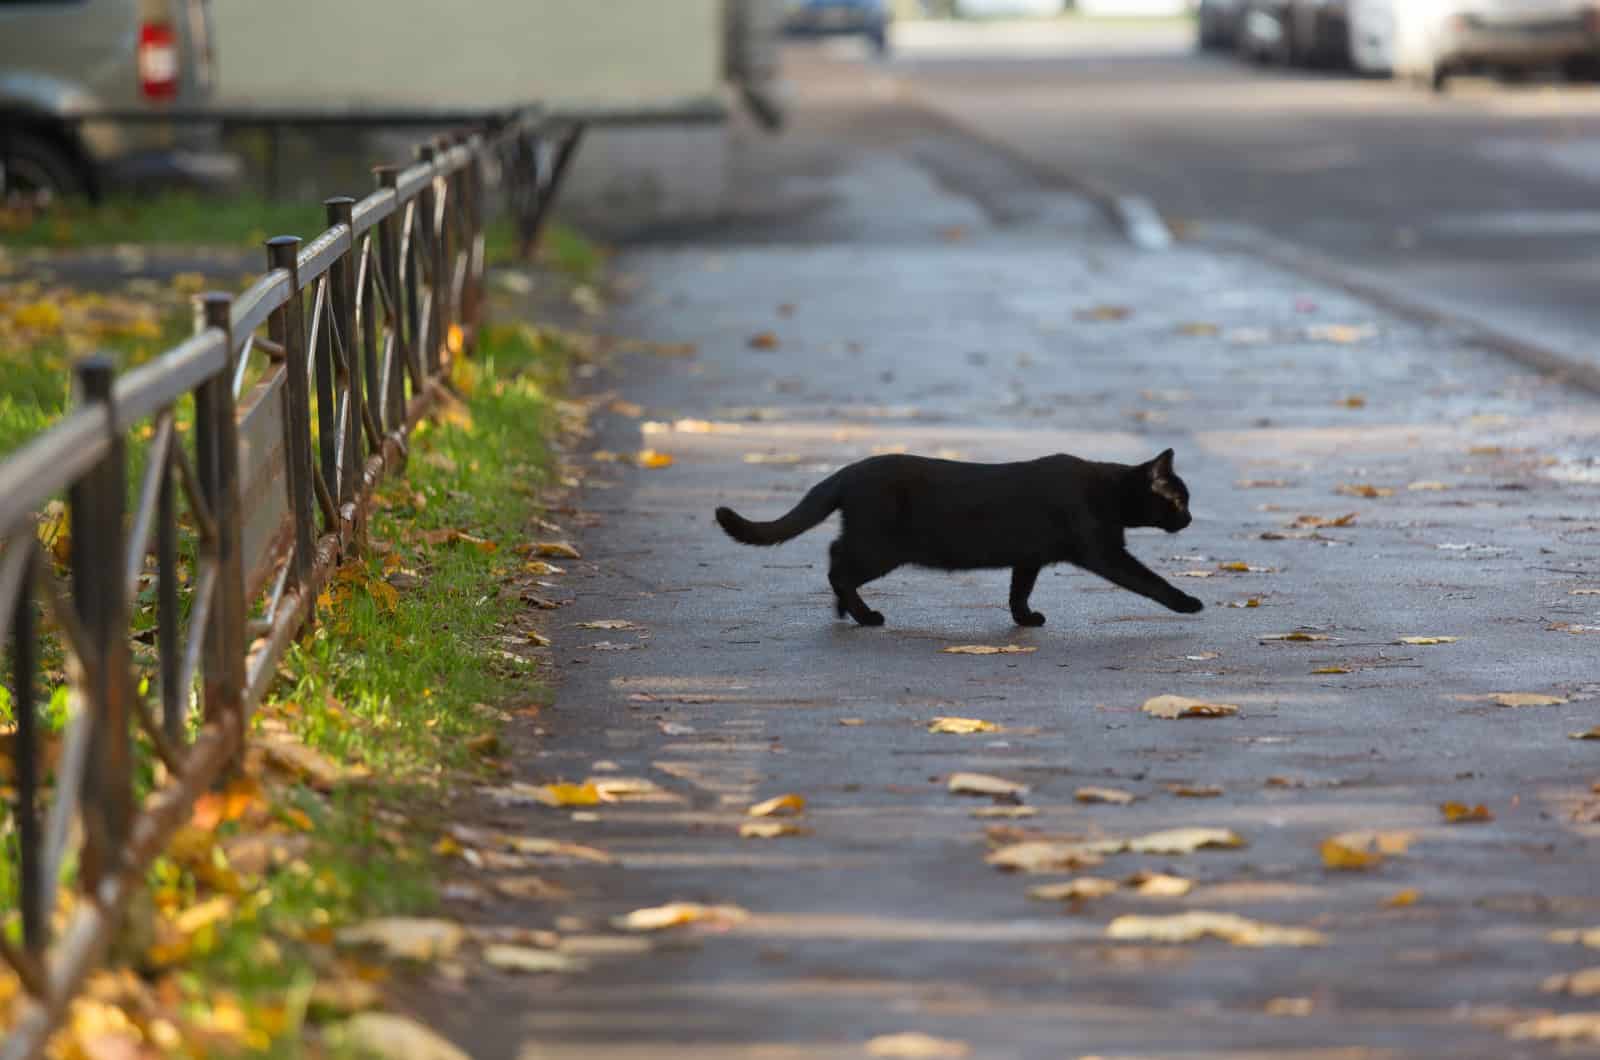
top-left (1150, 448), bottom-right (1175, 481)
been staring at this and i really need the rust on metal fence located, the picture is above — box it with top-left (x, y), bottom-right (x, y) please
top-left (0, 109), bottom-right (575, 1060)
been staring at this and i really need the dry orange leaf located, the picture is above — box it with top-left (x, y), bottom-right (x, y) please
top-left (1384, 888), bottom-right (1421, 908)
top-left (615, 902), bottom-right (748, 932)
top-left (747, 793), bottom-right (806, 817)
top-left (940, 644), bottom-right (1036, 655)
top-left (1335, 483), bottom-right (1394, 498)
top-left (1261, 631), bottom-right (1330, 642)
top-left (1028, 877), bottom-right (1119, 902)
top-left (747, 331), bottom-right (780, 350)
top-left (1106, 911), bottom-right (1324, 947)
top-left (1128, 871), bottom-right (1193, 897)
top-left (1075, 786), bottom-right (1135, 805)
top-left (1441, 801), bottom-right (1493, 823)
top-left (533, 541), bottom-right (582, 559)
top-left (1141, 695), bottom-right (1239, 720)
top-left (636, 449), bottom-right (674, 469)
top-left (927, 716), bottom-right (1000, 735)
top-left (1320, 836), bottom-right (1383, 871)
top-left (1398, 636), bottom-right (1457, 646)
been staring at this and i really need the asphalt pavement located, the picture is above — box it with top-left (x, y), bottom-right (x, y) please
top-left (888, 18), bottom-right (1600, 376)
top-left (412, 42), bottom-right (1600, 1060)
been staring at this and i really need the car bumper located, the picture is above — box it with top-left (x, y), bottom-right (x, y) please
top-left (784, 9), bottom-right (885, 35)
top-left (1440, 16), bottom-right (1598, 65)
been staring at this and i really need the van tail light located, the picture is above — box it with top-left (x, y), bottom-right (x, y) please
top-left (138, 22), bottom-right (179, 100)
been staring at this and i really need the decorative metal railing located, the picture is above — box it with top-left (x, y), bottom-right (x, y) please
top-left (0, 109), bottom-right (572, 1059)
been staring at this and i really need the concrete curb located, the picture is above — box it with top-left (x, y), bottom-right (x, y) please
top-left (1206, 225), bottom-right (1600, 401)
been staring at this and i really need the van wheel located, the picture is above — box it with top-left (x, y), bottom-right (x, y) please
top-left (1, 132), bottom-right (88, 200)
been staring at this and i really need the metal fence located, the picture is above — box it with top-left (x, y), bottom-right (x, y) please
top-left (0, 108), bottom-right (571, 1060)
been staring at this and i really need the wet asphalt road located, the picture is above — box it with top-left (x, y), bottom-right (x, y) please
top-left (412, 44), bottom-right (1600, 1060)
top-left (886, 18), bottom-right (1600, 374)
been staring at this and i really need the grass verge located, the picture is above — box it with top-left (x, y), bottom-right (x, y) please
top-left (1, 314), bottom-right (584, 1056)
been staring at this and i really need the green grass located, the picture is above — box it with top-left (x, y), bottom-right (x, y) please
top-left (0, 193), bottom-right (327, 250)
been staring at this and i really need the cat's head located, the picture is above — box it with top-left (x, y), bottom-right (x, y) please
top-left (1131, 448), bottom-right (1192, 533)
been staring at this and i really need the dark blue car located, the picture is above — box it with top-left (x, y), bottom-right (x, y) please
top-left (784, 0), bottom-right (891, 55)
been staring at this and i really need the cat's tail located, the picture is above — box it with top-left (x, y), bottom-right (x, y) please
top-left (715, 472), bottom-right (842, 546)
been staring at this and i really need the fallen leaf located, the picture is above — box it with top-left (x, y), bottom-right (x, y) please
top-left (1308, 323), bottom-right (1377, 344)
top-left (1075, 786), bottom-right (1135, 805)
top-left (1339, 395), bottom-right (1367, 409)
top-left (1075, 304), bottom-right (1132, 322)
top-left (1384, 888), bottom-right (1420, 908)
top-left (987, 842), bottom-right (1103, 874)
top-left (940, 644), bottom-right (1036, 655)
top-left (575, 619), bottom-right (635, 630)
top-left (742, 452), bottom-right (804, 465)
top-left (482, 945), bottom-right (586, 974)
top-left (927, 716), bottom-right (1000, 735)
top-left (256, 732), bottom-right (364, 791)
top-left (533, 541), bottom-right (581, 559)
top-left (1398, 636), bottom-right (1458, 646)
top-left (534, 782), bottom-right (602, 807)
top-left (1408, 480), bottom-right (1451, 491)
top-left (525, 631), bottom-right (552, 647)
top-left (336, 918), bottom-right (464, 962)
top-left (747, 794), bottom-right (806, 817)
top-left (1106, 911), bottom-right (1325, 947)
top-left (1571, 726), bottom-right (1600, 741)
top-left (1261, 631), bottom-right (1330, 642)
top-left (1028, 877), bottom-right (1119, 901)
top-left (493, 876), bottom-right (571, 902)
top-left (936, 225), bottom-right (969, 243)
top-left (739, 821), bottom-right (810, 839)
top-left (1441, 801), bottom-right (1494, 823)
top-left (610, 399), bottom-right (643, 417)
top-left (1176, 570), bottom-right (1213, 579)
top-left (865, 1032), bottom-right (971, 1058)
top-left (1128, 871), bottom-right (1193, 897)
top-left (1320, 836), bottom-right (1384, 871)
top-left (1335, 483), bottom-right (1393, 498)
top-left (748, 331), bottom-right (780, 350)
top-left (1125, 827), bottom-right (1247, 855)
top-left (1491, 692), bottom-right (1566, 708)
top-left (615, 902), bottom-right (749, 932)
top-left (1265, 997), bottom-right (1315, 1016)
top-left (1311, 667), bottom-right (1350, 675)
top-left (1290, 512), bottom-right (1357, 529)
top-left (1141, 695), bottom-right (1239, 720)
top-left (1236, 478), bottom-right (1292, 488)
top-left (1542, 968), bottom-right (1600, 997)
top-left (1571, 588), bottom-right (1600, 596)
top-left (1177, 322), bottom-right (1219, 337)
top-left (335, 1014), bottom-right (471, 1060)
top-left (307, 977), bottom-right (383, 1020)
top-left (636, 449), bottom-right (674, 469)
top-left (523, 560), bottom-right (565, 576)
top-left (1507, 1012), bottom-right (1600, 1043)
top-left (947, 773), bottom-right (1029, 799)
top-left (1548, 927), bottom-right (1600, 948)
top-left (1166, 783), bottom-right (1223, 798)
top-left (838, 718), bottom-right (865, 727)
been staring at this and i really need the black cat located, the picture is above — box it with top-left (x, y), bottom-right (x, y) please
top-left (715, 449), bottom-right (1203, 627)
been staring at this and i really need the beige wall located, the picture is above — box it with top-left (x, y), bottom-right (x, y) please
top-left (212, 0), bottom-right (726, 109)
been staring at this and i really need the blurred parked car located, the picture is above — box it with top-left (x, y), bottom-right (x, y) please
top-left (952, 0), bottom-right (1064, 14)
top-left (1416, 0), bottom-right (1600, 89)
top-left (0, 0), bottom-right (235, 200)
top-left (1197, 0), bottom-right (1245, 49)
top-left (784, 0), bottom-right (891, 54)
top-left (1286, 0), bottom-right (1351, 66)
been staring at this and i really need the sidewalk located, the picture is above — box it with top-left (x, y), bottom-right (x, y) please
top-left (412, 53), bottom-right (1600, 1060)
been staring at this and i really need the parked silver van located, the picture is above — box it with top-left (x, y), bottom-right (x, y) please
top-left (0, 0), bottom-right (235, 198)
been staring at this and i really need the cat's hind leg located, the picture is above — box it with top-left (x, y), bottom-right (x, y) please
top-left (829, 537), bottom-right (893, 627)
top-left (1009, 563), bottom-right (1046, 626)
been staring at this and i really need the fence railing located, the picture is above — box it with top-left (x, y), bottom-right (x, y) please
top-left (0, 107), bottom-right (573, 1060)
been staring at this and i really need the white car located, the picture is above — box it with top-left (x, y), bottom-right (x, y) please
top-left (1350, 0), bottom-right (1600, 86)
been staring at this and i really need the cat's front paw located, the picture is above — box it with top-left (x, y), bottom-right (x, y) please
top-left (1013, 610), bottom-right (1046, 627)
top-left (856, 609), bottom-right (886, 627)
top-left (1172, 594), bottom-right (1204, 615)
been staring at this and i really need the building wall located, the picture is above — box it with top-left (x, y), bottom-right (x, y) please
top-left (211, 0), bottom-right (725, 109)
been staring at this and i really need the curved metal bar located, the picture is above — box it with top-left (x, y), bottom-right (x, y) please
top-left (122, 412), bottom-right (175, 602)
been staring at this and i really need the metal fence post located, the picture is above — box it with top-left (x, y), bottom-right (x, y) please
top-left (416, 143), bottom-right (440, 378)
top-left (12, 546), bottom-right (42, 950)
top-left (69, 355), bottom-right (132, 894)
top-left (266, 237), bottom-right (316, 595)
top-left (325, 196), bottom-right (362, 513)
top-left (197, 294), bottom-right (247, 739)
top-left (374, 165), bottom-right (410, 433)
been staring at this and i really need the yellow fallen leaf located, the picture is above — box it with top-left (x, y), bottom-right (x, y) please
top-left (1028, 877), bottom-right (1119, 901)
top-left (1398, 636), bottom-right (1457, 646)
top-left (1261, 631), bottom-right (1330, 642)
top-left (1075, 786), bottom-right (1135, 805)
top-left (1507, 1012), bottom-right (1600, 1043)
top-left (1335, 483), bottom-right (1393, 498)
top-left (947, 773), bottom-right (1029, 799)
top-left (1491, 692), bottom-right (1566, 708)
top-left (1124, 827), bottom-right (1246, 855)
top-left (1311, 667), bottom-right (1350, 675)
top-left (534, 541), bottom-right (582, 559)
top-left (526, 631), bottom-right (551, 647)
top-left (1542, 968), bottom-right (1600, 997)
top-left (1310, 323), bottom-right (1377, 344)
top-left (987, 841), bottom-right (1103, 874)
top-left (1177, 321), bottom-right (1220, 337)
top-left (1217, 561), bottom-right (1253, 572)
top-left (1128, 871), bottom-right (1193, 897)
top-left (1407, 480), bottom-right (1451, 491)
top-left (535, 782), bottom-right (602, 807)
top-left (615, 902), bottom-right (748, 932)
top-left (1384, 888), bottom-right (1420, 908)
top-left (1320, 836), bottom-right (1384, 871)
top-left (1548, 927), bottom-right (1600, 948)
top-left (610, 399), bottom-right (644, 417)
top-left (636, 449), bottom-right (674, 469)
top-left (366, 578), bottom-right (400, 613)
top-left (523, 560), bottom-right (565, 575)
top-left (1075, 304), bottom-right (1132, 322)
top-left (747, 793), bottom-right (806, 817)
top-left (1571, 726), bottom-right (1600, 741)
top-left (576, 619), bottom-right (635, 630)
top-left (970, 805), bottom-right (1036, 819)
top-left (940, 644), bottom-right (1036, 655)
top-left (172, 895), bottom-right (234, 935)
top-left (1266, 997), bottom-right (1316, 1017)
top-left (1141, 695), bottom-right (1239, 720)
top-left (1106, 911), bottom-right (1325, 947)
top-left (739, 821), bottom-right (809, 839)
top-left (865, 1032), bottom-right (971, 1058)
top-left (1441, 801), bottom-right (1493, 823)
top-left (927, 716), bottom-right (1000, 735)
top-left (336, 918), bottom-right (465, 962)
top-left (1166, 783), bottom-right (1223, 798)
